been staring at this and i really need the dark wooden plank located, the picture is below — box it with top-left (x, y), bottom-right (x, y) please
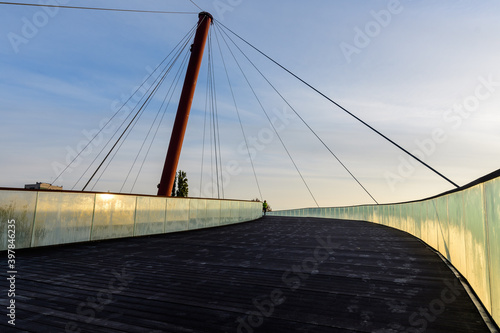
top-left (0, 216), bottom-right (493, 332)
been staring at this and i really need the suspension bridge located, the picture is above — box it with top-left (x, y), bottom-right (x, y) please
top-left (1, 4), bottom-right (500, 333)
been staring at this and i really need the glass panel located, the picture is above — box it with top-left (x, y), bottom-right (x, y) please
top-left (220, 200), bottom-right (232, 225)
top-left (231, 201), bottom-right (240, 223)
top-left (447, 192), bottom-right (467, 275)
top-left (485, 178), bottom-right (500, 320)
top-left (189, 199), bottom-right (203, 230)
top-left (238, 201), bottom-right (247, 222)
top-left (400, 204), bottom-right (410, 234)
top-left (412, 203), bottom-right (423, 238)
top-left (32, 192), bottom-right (94, 247)
top-left (463, 186), bottom-right (491, 311)
top-left (166, 198), bottom-right (189, 232)
top-left (205, 200), bottom-right (220, 228)
top-left (423, 200), bottom-right (438, 250)
top-left (91, 194), bottom-right (136, 240)
top-left (135, 196), bottom-right (166, 236)
top-left (433, 196), bottom-right (450, 260)
top-left (253, 202), bottom-right (261, 219)
top-left (0, 190), bottom-right (37, 250)
top-left (404, 203), bottom-right (416, 236)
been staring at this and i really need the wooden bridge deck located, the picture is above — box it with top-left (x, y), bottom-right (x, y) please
top-left (0, 216), bottom-right (492, 332)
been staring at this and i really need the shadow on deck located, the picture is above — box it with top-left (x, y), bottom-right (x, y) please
top-left (0, 216), bottom-right (492, 332)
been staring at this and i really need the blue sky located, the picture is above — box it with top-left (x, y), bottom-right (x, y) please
top-left (1, 0), bottom-right (500, 210)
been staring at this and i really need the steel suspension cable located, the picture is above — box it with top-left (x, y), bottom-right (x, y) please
top-left (130, 47), bottom-right (192, 193)
top-left (91, 38), bottom-right (194, 191)
top-left (213, 68), bottom-right (225, 198)
top-left (122, 49), bottom-right (192, 193)
top-left (75, 30), bottom-right (194, 190)
top-left (215, 20), bottom-right (459, 189)
top-left (200, 58), bottom-right (211, 197)
top-left (207, 33), bottom-right (221, 198)
top-left (213, 26), bottom-right (263, 201)
top-left (56, 25), bottom-right (197, 186)
top-left (187, 0), bottom-right (204, 11)
top-left (0, 2), bottom-right (198, 14)
top-left (217, 27), bottom-right (320, 207)
top-left (82, 34), bottom-right (194, 191)
top-left (84, 63), bottom-right (177, 191)
top-left (207, 43), bottom-right (216, 197)
top-left (216, 22), bottom-right (378, 204)
top-left (209, 31), bottom-right (225, 199)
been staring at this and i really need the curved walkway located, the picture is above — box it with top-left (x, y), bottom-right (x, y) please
top-left (0, 216), bottom-right (492, 332)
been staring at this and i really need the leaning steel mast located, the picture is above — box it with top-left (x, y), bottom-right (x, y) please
top-left (157, 12), bottom-right (213, 196)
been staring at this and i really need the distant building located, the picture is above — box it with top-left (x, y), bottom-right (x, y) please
top-left (24, 182), bottom-right (63, 190)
